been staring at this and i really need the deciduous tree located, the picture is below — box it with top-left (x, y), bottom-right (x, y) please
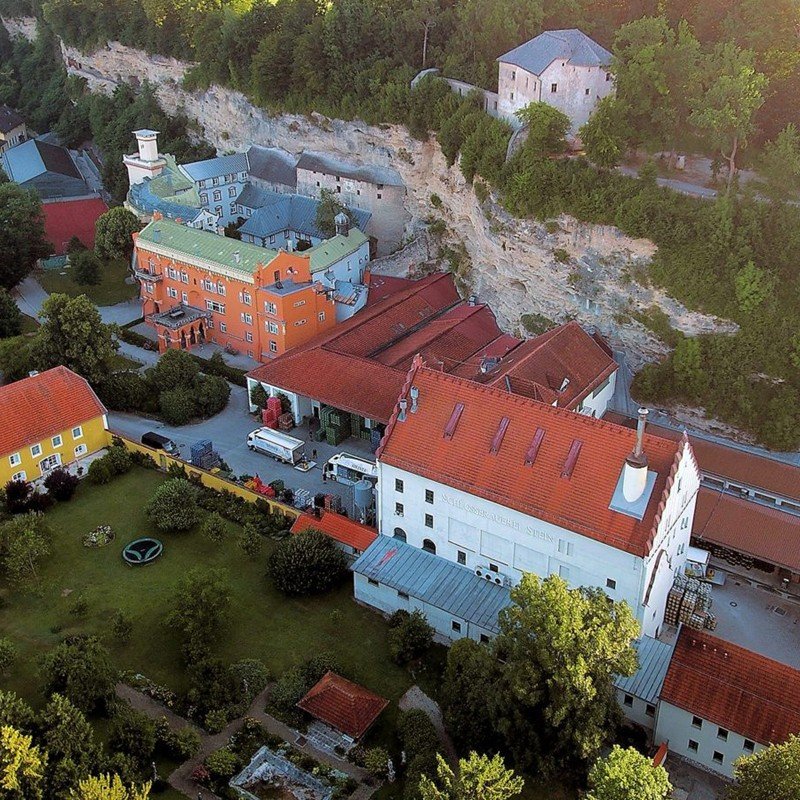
top-left (0, 289), bottom-right (21, 339)
top-left (759, 124), bottom-right (800, 201)
top-left (94, 207), bottom-right (140, 260)
top-left (586, 745), bottom-right (671, 800)
top-left (0, 725), bottom-right (46, 799)
top-left (419, 752), bottom-right (523, 800)
top-left (515, 102), bottom-right (570, 155)
top-left (32, 294), bottom-right (118, 385)
top-left (728, 735), bottom-right (800, 800)
top-left (0, 183), bottom-right (50, 290)
top-left (69, 774), bottom-right (150, 800)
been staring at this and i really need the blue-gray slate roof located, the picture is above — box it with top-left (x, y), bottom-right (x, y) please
top-left (0, 139), bottom-right (88, 199)
top-left (497, 29), bottom-right (612, 75)
top-left (246, 145), bottom-right (298, 189)
top-left (614, 636), bottom-right (674, 705)
top-left (237, 188), bottom-right (371, 241)
top-left (352, 537), bottom-right (511, 632)
top-left (127, 179), bottom-right (204, 224)
top-left (181, 152), bottom-right (250, 182)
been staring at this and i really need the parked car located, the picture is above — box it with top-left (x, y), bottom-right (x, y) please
top-left (141, 431), bottom-right (178, 454)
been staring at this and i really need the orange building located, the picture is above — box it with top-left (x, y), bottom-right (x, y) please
top-left (133, 217), bottom-right (336, 360)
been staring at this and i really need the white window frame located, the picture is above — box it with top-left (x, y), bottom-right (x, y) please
top-left (167, 287), bottom-right (178, 299)
top-left (8, 452), bottom-right (21, 467)
top-left (51, 435), bottom-right (63, 448)
top-left (74, 444), bottom-right (87, 457)
top-left (269, 341), bottom-right (278, 352)
top-left (30, 443), bottom-right (42, 458)
top-left (11, 470), bottom-right (26, 482)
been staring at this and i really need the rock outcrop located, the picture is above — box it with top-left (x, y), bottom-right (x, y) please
top-left (2, 18), bottom-right (738, 366)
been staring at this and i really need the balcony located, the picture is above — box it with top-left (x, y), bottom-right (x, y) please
top-left (133, 267), bottom-right (163, 282)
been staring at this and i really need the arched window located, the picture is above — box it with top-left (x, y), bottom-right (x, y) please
top-left (422, 539), bottom-right (436, 554)
top-left (393, 527), bottom-right (407, 543)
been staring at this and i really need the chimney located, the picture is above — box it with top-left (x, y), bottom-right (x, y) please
top-left (468, 294), bottom-right (478, 306)
top-left (398, 398), bottom-right (408, 422)
top-left (410, 386), bottom-right (419, 413)
top-left (233, 250), bottom-right (241, 265)
top-left (152, 227), bottom-right (161, 243)
top-left (622, 408), bottom-right (649, 503)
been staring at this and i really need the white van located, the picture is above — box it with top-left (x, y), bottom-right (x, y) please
top-left (247, 428), bottom-right (305, 464)
top-left (322, 453), bottom-right (377, 486)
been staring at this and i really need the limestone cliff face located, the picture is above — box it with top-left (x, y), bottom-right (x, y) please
top-left (2, 19), bottom-right (737, 366)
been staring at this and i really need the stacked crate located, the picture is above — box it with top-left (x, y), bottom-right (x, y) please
top-left (664, 575), bottom-right (714, 630)
top-left (278, 412), bottom-right (294, 431)
top-left (190, 439), bottom-right (219, 470)
top-left (323, 494), bottom-right (343, 513)
top-left (321, 406), bottom-right (351, 446)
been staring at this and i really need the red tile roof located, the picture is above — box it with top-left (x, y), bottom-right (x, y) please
top-left (605, 412), bottom-right (800, 503)
top-left (692, 488), bottom-right (800, 572)
top-left (296, 671), bottom-right (388, 739)
top-left (479, 321), bottom-right (617, 410)
top-left (249, 274), bottom-right (615, 426)
top-left (291, 511), bottom-right (377, 552)
top-left (41, 196), bottom-right (108, 254)
top-left (365, 274), bottom-right (415, 305)
top-left (661, 628), bottom-right (800, 745)
top-left (378, 361), bottom-right (687, 556)
top-left (0, 366), bottom-right (107, 456)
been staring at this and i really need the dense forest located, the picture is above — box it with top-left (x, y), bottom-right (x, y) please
top-left (0, 0), bottom-right (799, 448)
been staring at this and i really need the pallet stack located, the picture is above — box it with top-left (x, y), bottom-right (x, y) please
top-left (664, 575), bottom-right (713, 631)
top-left (190, 439), bottom-right (220, 470)
top-left (261, 397), bottom-right (284, 430)
top-left (321, 406), bottom-right (351, 446)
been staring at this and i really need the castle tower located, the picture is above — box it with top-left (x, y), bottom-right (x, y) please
top-left (123, 129), bottom-right (166, 186)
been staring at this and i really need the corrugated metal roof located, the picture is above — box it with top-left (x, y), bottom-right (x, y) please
top-left (247, 145), bottom-right (298, 188)
top-left (181, 152), bottom-right (249, 182)
top-left (614, 636), bottom-right (674, 704)
top-left (297, 151), bottom-right (404, 187)
top-left (137, 218), bottom-right (278, 275)
top-left (497, 29), bottom-right (611, 75)
top-left (128, 175), bottom-right (204, 223)
top-left (308, 228), bottom-right (370, 272)
top-left (351, 536), bottom-right (510, 632)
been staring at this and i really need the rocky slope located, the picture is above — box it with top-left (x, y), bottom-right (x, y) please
top-left (4, 18), bottom-right (737, 366)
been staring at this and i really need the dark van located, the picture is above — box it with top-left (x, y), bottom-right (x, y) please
top-left (141, 431), bottom-right (178, 454)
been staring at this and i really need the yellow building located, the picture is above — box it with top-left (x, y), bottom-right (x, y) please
top-left (1, 366), bottom-right (109, 485)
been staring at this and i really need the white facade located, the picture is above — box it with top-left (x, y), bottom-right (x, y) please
top-left (654, 702), bottom-right (763, 778)
top-left (575, 371), bottom-right (616, 418)
top-left (353, 572), bottom-right (497, 643)
top-left (377, 438), bottom-right (699, 638)
top-left (123, 130), bottom-right (166, 185)
top-left (497, 60), bottom-right (614, 131)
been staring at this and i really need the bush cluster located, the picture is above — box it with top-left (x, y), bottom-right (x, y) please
top-left (267, 529), bottom-right (348, 596)
top-left (268, 653), bottom-right (343, 728)
top-left (398, 709), bottom-right (441, 800)
top-left (388, 609), bottom-right (435, 665)
top-left (145, 478), bottom-right (201, 532)
top-left (86, 444), bottom-right (134, 485)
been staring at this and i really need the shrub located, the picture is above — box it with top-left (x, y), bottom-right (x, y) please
top-left (238, 522), bottom-right (262, 557)
top-left (249, 383), bottom-right (269, 410)
top-left (86, 458), bottom-right (113, 485)
top-left (71, 249), bottom-right (102, 285)
top-left (105, 445), bottom-right (133, 475)
top-left (553, 247), bottom-right (570, 263)
top-left (398, 709), bottom-right (440, 761)
top-left (43, 467), bottom-right (80, 501)
top-left (299, 652), bottom-right (342, 685)
top-left (404, 753), bottom-right (437, 800)
top-left (268, 667), bottom-right (308, 724)
top-left (204, 708), bottom-right (230, 735)
top-left (364, 747), bottom-right (390, 778)
top-left (200, 512), bottom-right (227, 543)
top-left (4, 479), bottom-right (32, 513)
top-left (388, 609), bottom-right (434, 665)
top-left (229, 659), bottom-right (271, 705)
top-left (195, 375), bottom-right (230, 418)
top-left (0, 638), bottom-right (17, 675)
top-left (430, 193), bottom-right (442, 208)
top-left (109, 708), bottom-right (157, 766)
top-left (267, 529), bottom-right (348, 596)
top-left (159, 387), bottom-right (196, 425)
top-left (145, 479), bottom-right (200, 532)
top-left (155, 718), bottom-right (201, 760)
top-left (111, 610), bottom-right (133, 644)
top-left (205, 746), bottom-right (240, 781)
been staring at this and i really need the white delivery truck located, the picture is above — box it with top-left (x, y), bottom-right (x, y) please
top-left (322, 453), bottom-right (378, 486)
top-left (247, 428), bottom-right (305, 465)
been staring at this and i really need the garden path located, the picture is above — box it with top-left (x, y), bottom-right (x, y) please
top-left (115, 683), bottom-right (376, 800)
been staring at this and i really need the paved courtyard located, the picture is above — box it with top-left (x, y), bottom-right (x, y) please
top-left (706, 570), bottom-right (800, 668)
top-left (109, 385), bottom-right (378, 518)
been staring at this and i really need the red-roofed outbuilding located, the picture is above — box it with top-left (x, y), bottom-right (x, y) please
top-left (290, 511), bottom-right (377, 555)
top-left (296, 672), bottom-right (388, 740)
top-left (41, 196), bottom-right (108, 254)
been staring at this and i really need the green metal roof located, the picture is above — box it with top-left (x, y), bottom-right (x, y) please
top-left (148, 156), bottom-right (199, 205)
top-left (308, 228), bottom-right (369, 273)
top-left (138, 219), bottom-right (278, 276)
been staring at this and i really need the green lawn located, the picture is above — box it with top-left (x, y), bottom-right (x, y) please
top-left (0, 468), bottom-right (412, 708)
top-left (37, 257), bottom-right (138, 306)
